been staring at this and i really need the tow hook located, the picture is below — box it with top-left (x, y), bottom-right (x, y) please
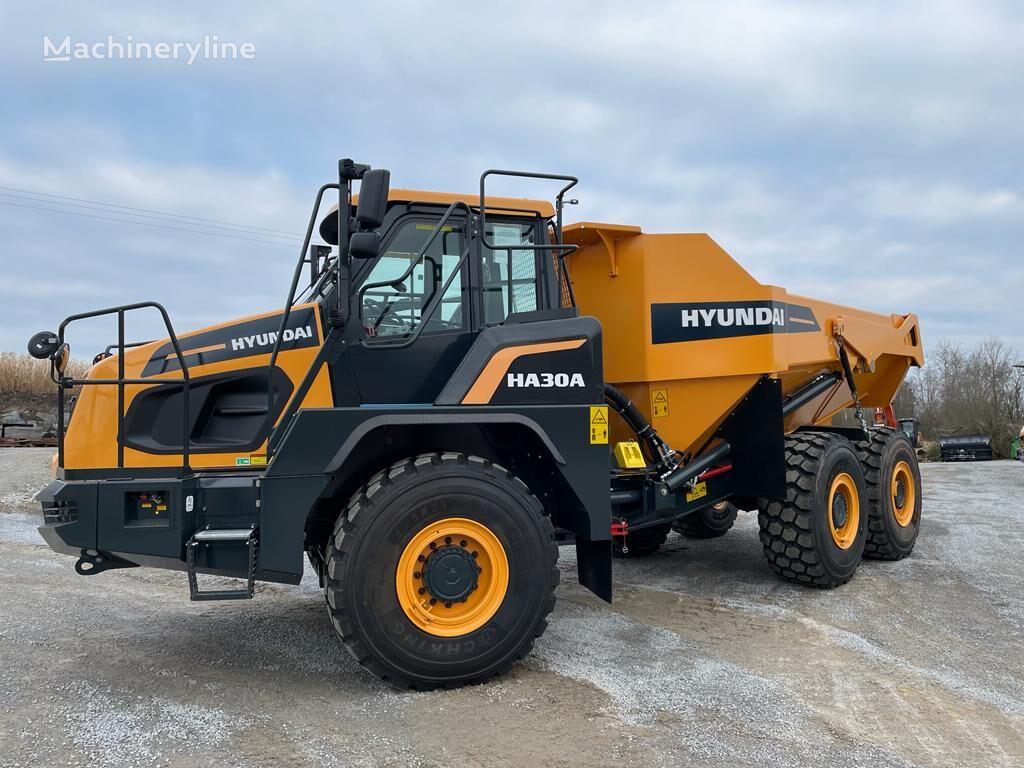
top-left (74, 549), bottom-right (137, 576)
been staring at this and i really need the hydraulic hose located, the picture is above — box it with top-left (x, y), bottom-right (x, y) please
top-left (603, 383), bottom-right (678, 469)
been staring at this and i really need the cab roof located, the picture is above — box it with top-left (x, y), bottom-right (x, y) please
top-left (318, 189), bottom-right (555, 244)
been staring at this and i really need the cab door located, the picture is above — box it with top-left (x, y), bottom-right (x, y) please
top-left (345, 213), bottom-right (474, 404)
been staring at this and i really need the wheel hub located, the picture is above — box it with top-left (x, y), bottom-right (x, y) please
top-left (890, 460), bottom-right (916, 527)
top-left (395, 517), bottom-right (509, 638)
top-left (831, 491), bottom-right (849, 530)
top-left (827, 471), bottom-right (860, 550)
top-left (422, 544), bottom-right (478, 603)
top-left (894, 477), bottom-right (906, 509)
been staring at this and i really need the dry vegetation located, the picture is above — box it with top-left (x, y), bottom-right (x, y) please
top-left (896, 338), bottom-right (1023, 458)
top-left (0, 352), bottom-right (89, 397)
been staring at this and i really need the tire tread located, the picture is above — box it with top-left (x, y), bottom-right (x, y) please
top-left (325, 452), bottom-right (558, 690)
top-left (757, 432), bottom-right (860, 588)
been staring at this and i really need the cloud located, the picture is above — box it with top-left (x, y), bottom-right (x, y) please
top-left (0, 0), bottom-right (1021, 359)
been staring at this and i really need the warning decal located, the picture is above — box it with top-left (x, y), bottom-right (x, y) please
top-left (651, 388), bottom-right (669, 418)
top-left (685, 481), bottom-right (708, 503)
top-left (589, 405), bottom-right (609, 445)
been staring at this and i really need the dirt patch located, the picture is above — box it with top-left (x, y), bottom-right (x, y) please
top-left (1, 451), bottom-right (1022, 767)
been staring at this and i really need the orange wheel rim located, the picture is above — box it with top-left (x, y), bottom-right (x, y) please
top-left (827, 472), bottom-right (860, 549)
top-left (891, 461), bottom-right (916, 527)
top-left (396, 517), bottom-right (509, 637)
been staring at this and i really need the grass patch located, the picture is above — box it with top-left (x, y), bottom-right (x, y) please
top-left (0, 352), bottom-right (89, 397)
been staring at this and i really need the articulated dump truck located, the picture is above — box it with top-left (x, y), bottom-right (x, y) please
top-left (29, 161), bottom-right (924, 688)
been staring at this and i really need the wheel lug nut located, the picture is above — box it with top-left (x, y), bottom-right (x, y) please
top-left (471, 551), bottom-right (478, 558)
top-left (418, 587), bottom-right (425, 595)
top-left (429, 542), bottom-right (436, 550)
top-left (460, 540), bottom-right (467, 547)
top-left (445, 602), bottom-right (452, 608)
top-left (429, 598), bottom-right (436, 605)
top-left (417, 555), bottom-right (425, 562)
top-left (414, 571), bottom-right (421, 579)
top-left (444, 537), bottom-right (452, 545)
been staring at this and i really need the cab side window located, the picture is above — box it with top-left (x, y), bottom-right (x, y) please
top-left (361, 219), bottom-right (466, 336)
top-left (481, 222), bottom-right (538, 325)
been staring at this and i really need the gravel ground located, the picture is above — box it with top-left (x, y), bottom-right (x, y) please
top-left (1, 447), bottom-right (1022, 767)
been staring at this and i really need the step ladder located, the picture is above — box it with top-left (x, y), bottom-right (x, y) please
top-left (186, 527), bottom-right (258, 601)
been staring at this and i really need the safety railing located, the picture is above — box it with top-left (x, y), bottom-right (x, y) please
top-left (479, 170), bottom-right (580, 308)
top-left (55, 302), bottom-right (191, 470)
top-left (265, 183), bottom-right (340, 446)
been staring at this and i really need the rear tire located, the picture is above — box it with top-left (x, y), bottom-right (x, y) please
top-left (757, 432), bottom-right (867, 588)
top-left (674, 501), bottom-right (737, 539)
top-left (325, 452), bottom-right (558, 689)
top-left (855, 428), bottom-right (923, 560)
top-left (612, 523), bottom-right (670, 558)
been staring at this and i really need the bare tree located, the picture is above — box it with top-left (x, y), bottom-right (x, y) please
top-left (898, 338), bottom-right (1024, 458)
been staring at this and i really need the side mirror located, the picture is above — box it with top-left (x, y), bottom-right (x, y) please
top-left (27, 331), bottom-right (60, 359)
top-left (356, 169), bottom-right (390, 229)
top-left (349, 231), bottom-right (381, 259)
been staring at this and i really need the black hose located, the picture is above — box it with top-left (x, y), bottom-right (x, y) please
top-left (663, 441), bottom-right (731, 493)
top-left (603, 383), bottom-right (676, 468)
top-left (782, 371), bottom-right (842, 417)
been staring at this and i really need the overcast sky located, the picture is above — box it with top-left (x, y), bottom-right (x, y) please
top-left (1, 1), bottom-right (1021, 358)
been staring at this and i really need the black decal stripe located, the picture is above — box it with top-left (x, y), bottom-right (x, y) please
top-left (141, 308), bottom-right (318, 377)
top-left (651, 301), bottom-right (820, 344)
top-left (785, 303), bottom-right (821, 333)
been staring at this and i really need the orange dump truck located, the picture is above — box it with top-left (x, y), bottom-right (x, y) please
top-left (31, 162), bottom-right (923, 688)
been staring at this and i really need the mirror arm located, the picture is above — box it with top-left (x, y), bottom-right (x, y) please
top-left (335, 168), bottom-right (353, 329)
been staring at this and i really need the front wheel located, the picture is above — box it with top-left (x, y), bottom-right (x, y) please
top-left (325, 453), bottom-right (558, 689)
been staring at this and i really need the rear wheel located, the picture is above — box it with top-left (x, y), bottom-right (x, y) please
top-left (674, 500), bottom-right (737, 539)
top-left (855, 428), bottom-right (923, 560)
top-left (612, 523), bottom-right (670, 558)
top-left (757, 432), bottom-right (867, 588)
top-left (325, 452), bottom-right (558, 689)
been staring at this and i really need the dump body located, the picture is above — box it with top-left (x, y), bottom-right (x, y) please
top-left (563, 223), bottom-right (924, 454)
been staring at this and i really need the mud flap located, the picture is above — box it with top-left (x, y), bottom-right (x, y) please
top-left (575, 535), bottom-right (612, 602)
top-left (717, 377), bottom-right (786, 501)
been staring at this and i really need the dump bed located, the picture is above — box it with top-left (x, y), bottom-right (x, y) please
top-left (563, 222), bottom-right (924, 455)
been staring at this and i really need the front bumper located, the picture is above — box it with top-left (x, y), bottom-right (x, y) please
top-left (36, 476), bottom-right (196, 568)
top-left (36, 473), bottom-right (273, 581)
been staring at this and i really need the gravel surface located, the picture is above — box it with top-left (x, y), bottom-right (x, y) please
top-left (1, 448), bottom-right (1022, 767)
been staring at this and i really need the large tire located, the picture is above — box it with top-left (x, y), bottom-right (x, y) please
top-left (612, 523), bottom-right (670, 558)
top-left (325, 452), bottom-right (558, 689)
top-left (674, 501), bottom-right (737, 539)
top-left (855, 428), bottom-right (923, 560)
top-left (757, 432), bottom-right (868, 588)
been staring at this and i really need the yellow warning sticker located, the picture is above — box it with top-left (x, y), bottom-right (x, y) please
top-left (249, 455), bottom-right (267, 466)
top-left (685, 481), bottom-right (708, 503)
top-left (589, 405), bottom-right (609, 445)
top-left (651, 388), bottom-right (670, 418)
